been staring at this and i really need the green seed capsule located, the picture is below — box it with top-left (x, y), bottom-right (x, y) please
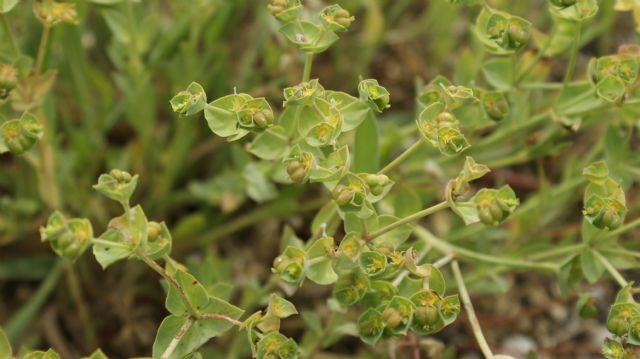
top-left (147, 222), bottom-right (162, 241)
top-left (382, 307), bottom-right (403, 328)
top-left (414, 306), bottom-right (439, 326)
top-left (607, 317), bottom-right (630, 337)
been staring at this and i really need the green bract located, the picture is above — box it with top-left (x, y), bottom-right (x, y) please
top-left (267, 0), bottom-right (302, 23)
top-left (320, 4), bottom-right (355, 32)
top-left (170, 82), bottom-right (206, 116)
top-left (358, 79), bottom-right (390, 113)
top-left (473, 185), bottom-right (519, 226)
top-left (0, 112), bottom-right (43, 155)
top-left (279, 21), bottom-right (339, 54)
top-left (93, 169), bottom-right (139, 206)
top-left (416, 102), bottom-right (470, 156)
top-left (40, 211), bottom-right (93, 261)
top-left (582, 161), bottom-right (627, 230)
top-left (476, 9), bottom-right (531, 53)
top-left (205, 93), bottom-right (274, 141)
top-left (549, 0), bottom-right (598, 21)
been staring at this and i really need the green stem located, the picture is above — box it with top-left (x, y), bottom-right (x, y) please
top-left (562, 22), bottom-right (582, 90)
top-left (414, 226), bottom-right (558, 272)
top-left (365, 201), bottom-right (448, 241)
top-left (378, 139), bottom-right (423, 174)
top-left (0, 14), bottom-right (19, 58)
top-left (451, 260), bottom-right (494, 358)
top-left (4, 259), bottom-right (64, 342)
top-left (528, 243), bottom-right (584, 261)
top-left (35, 26), bottom-right (51, 74)
top-left (64, 262), bottom-right (97, 350)
top-left (138, 253), bottom-right (199, 316)
top-left (161, 317), bottom-right (195, 359)
top-left (592, 250), bottom-right (628, 287)
top-left (302, 53), bottom-right (313, 82)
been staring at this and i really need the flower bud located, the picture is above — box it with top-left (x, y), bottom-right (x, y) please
top-left (1, 112), bottom-right (43, 155)
top-left (481, 91), bottom-right (509, 121)
top-left (320, 5), bottom-right (355, 32)
top-left (286, 161), bottom-right (307, 183)
top-left (170, 82), bottom-right (206, 116)
top-left (93, 169), bottom-right (139, 206)
top-left (583, 196), bottom-right (626, 230)
top-left (506, 17), bottom-right (531, 50)
top-left (283, 80), bottom-right (325, 107)
top-left (272, 246), bottom-right (306, 284)
top-left (382, 307), bottom-right (402, 328)
top-left (40, 211), bottom-right (93, 261)
top-left (358, 79), bottom-right (390, 113)
top-left (474, 185), bottom-right (519, 226)
top-left (437, 127), bottom-right (469, 155)
top-left (147, 221), bottom-right (162, 242)
top-left (607, 317), bottom-right (630, 337)
top-left (33, 0), bottom-right (79, 27)
top-left (0, 64), bottom-right (17, 99)
top-left (414, 306), bottom-right (439, 326)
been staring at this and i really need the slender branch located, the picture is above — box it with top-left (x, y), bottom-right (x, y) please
top-left (138, 253), bottom-right (199, 316)
top-left (365, 201), bottom-right (449, 241)
top-left (604, 217), bottom-right (640, 239)
top-left (378, 140), bottom-right (423, 174)
top-left (200, 312), bottom-right (243, 326)
top-left (414, 226), bottom-right (558, 272)
top-left (528, 243), bottom-right (584, 261)
top-left (561, 22), bottom-right (582, 90)
top-left (593, 250), bottom-right (628, 287)
top-left (302, 53), bottom-right (313, 82)
top-left (161, 317), bottom-right (194, 359)
top-left (433, 254), bottom-right (454, 269)
top-left (64, 262), bottom-right (97, 350)
top-left (0, 14), bottom-right (20, 57)
top-left (451, 260), bottom-right (494, 358)
top-left (35, 26), bottom-right (51, 74)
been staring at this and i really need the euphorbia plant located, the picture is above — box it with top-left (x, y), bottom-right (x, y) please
top-left (3, 0), bottom-right (640, 358)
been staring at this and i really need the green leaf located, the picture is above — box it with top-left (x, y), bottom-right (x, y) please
top-left (165, 269), bottom-right (210, 315)
top-left (596, 75), bottom-right (626, 103)
top-left (353, 111), bottom-right (379, 173)
top-left (371, 215), bottom-right (413, 248)
top-left (82, 349), bottom-right (108, 359)
top-left (324, 91), bottom-right (370, 131)
top-left (92, 229), bottom-right (134, 269)
top-left (22, 349), bottom-right (61, 359)
top-left (153, 297), bottom-right (243, 359)
top-left (482, 57), bottom-right (514, 91)
top-left (0, 0), bottom-right (19, 13)
top-left (0, 327), bottom-right (11, 358)
top-left (580, 248), bottom-right (604, 283)
top-left (279, 21), bottom-right (339, 53)
top-left (243, 162), bottom-right (277, 203)
top-left (204, 94), bottom-right (251, 139)
top-left (249, 126), bottom-right (290, 160)
top-left (93, 171), bottom-right (139, 205)
top-left (266, 294), bottom-right (298, 319)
